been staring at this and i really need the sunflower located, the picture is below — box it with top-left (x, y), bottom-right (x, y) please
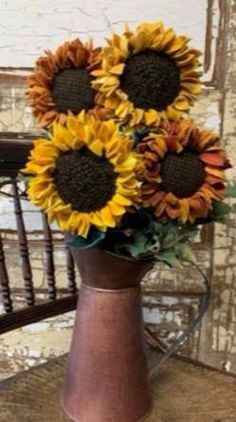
top-left (23, 113), bottom-right (140, 237)
top-left (137, 120), bottom-right (231, 223)
top-left (27, 39), bottom-right (108, 129)
top-left (92, 22), bottom-right (202, 127)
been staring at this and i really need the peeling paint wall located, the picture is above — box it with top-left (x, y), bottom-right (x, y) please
top-left (0, 0), bottom-right (208, 67)
top-left (0, 0), bottom-right (236, 380)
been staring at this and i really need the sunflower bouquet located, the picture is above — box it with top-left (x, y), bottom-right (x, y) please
top-left (23, 22), bottom-right (234, 268)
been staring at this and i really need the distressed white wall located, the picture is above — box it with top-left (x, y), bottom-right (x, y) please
top-left (0, 0), bottom-right (207, 67)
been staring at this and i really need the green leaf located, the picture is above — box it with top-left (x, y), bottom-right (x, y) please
top-left (127, 232), bottom-right (149, 258)
top-left (120, 230), bottom-right (161, 259)
top-left (162, 222), bottom-right (178, 236)
top-left (162, 233), bottom-right (176, 248)
top-left (211, 201), bottom-right (231, 222)
top-left (159, 222), bottom-right (178, 247)
top-left (177, 243), bottom-right (197, 264)
top-left (159, 251), bottom-right (182, 268)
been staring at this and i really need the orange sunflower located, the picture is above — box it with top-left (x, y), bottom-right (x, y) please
top-left (27, 39), bottom-right (108, 129)
top-left (92, 22), bottom-right (202, 127)
top-left (137, 120), bottom-right (231, 223)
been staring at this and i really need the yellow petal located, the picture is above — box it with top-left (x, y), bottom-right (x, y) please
top-left (103, 120), bottom-right (117, 138)
top-left (28, 182), bottom-right (54, 200)
top-left (91, 69), bottom-right (108, 77)
top-left (160, 28), bottom-right (175, 48)
top-left (52, 123), bottom-right (75, 150)
top-left (116, 184), bottom-right (137, 196)
top-left (67, 117), bottom-right (86, 143)
top-left (176, 54), bottom-right (197, 66)
top-left (24, 162), bottom-right (53, 175)
top-left (152, 34), bottom-right (165, 49)
top-left (113, 193), bottom-right (132, 206)
top-left (57, 213), bottom-right (71, 230)
top-left (77, 215), bottom-right (90, 238)
top-left (31, 143), bottom-right (59, 161)
top-left (110, 63), bottom-right (125, 75)
top-left (106, 139), bottom-right (123, 159)
top-left (48, 199), bottom-right (71, 215)
top-left (131, 108), bottom-right (144, 125)
top-left (108, 201), bottom-right (125, 216)
top-left (130, 31), bottom-right (148, 52)
top-left (179, 199), bottom-right (190, 222)
top-left (116, 101), bottom-right (132, 118)
top-left (98, 76), bottom-right (119, 87)
top-left (105, 95), bottom-right (121, 109)
top-left (34, 139), bottom-right (50, 147)
top-left (166, 106), bottom-right (181, 120)
top-left (114, 156), bottom-right (137, 173)
top-left (166, 36), bottom-right (189, 54)
top-left (174, 97), bottom-right (190, 111)
top-left (181, 82), bottom-right (202, 94)
top-left (90, 212), bottom-right (105, 227)
top-left (89, 139), bottom-right (104, 156)
top-left (144, 110), bottom-right (159, 125)
top-left (100, 206), bottom-right (116, 227)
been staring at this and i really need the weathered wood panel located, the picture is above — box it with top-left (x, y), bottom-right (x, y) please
top-left (204, 0), bottom-right (236, 373)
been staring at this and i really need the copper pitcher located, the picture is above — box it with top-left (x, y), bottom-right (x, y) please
top-left (62, 248), bottom-right (153, 422)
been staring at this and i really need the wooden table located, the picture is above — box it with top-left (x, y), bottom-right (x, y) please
top-left (0, 352), bottom-right (236, 422)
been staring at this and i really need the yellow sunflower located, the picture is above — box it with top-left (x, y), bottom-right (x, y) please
top-left (92, 22), bottom-right (202, 127)
top-left (137, 120), bottom-right (231, 223)
top-left (27, 39), bottom-right (108, 129)
top-left (23, 113), bottom-right (140, 237)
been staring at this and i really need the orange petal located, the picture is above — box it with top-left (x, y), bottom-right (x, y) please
top-left (166, 204), bottom-right (180, 219)
top-left (148, 191), bottom-right (165, 207)
top-left (205, 166), bottom-right (225, 178)
top-left (206, 175), bottom-right (223, 185)
top-left (189, 198), bottom-right (206, 214)
top-left (200, 152), bottom-right (227, 167)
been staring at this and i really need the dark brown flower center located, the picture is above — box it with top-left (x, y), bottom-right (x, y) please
top-left (160, 151), bottom-right (205, 198)
top-left (51, 67), bottom-right (96, 114)
top-left (54, 147), bottom-right (117, 212)
top-left (120, 49), bottom-right (180, 111)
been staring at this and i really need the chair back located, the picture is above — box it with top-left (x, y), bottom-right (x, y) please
top-left (0, 136), bottom-right (78, 334)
